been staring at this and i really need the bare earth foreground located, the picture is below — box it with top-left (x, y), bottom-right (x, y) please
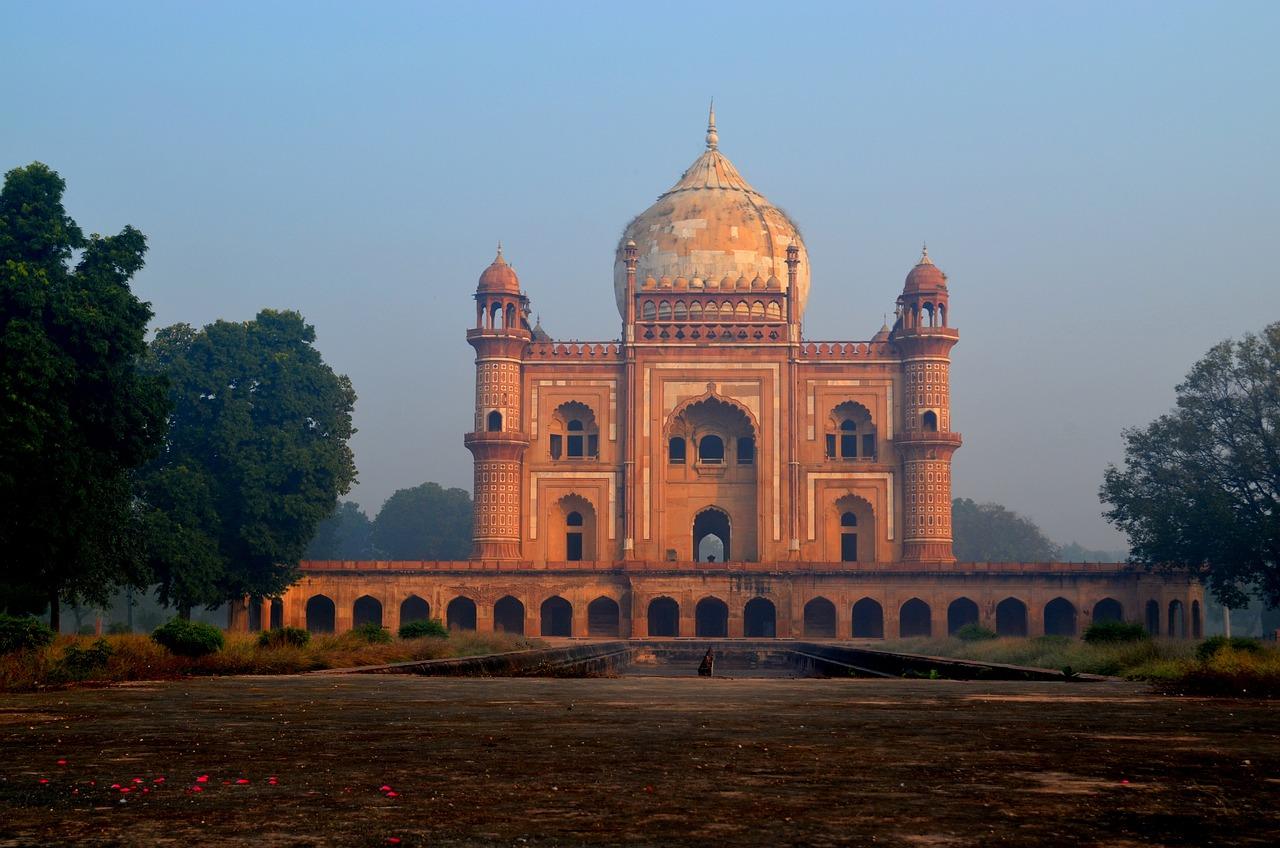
top-left (1, 675), bottom-right (1277, 847)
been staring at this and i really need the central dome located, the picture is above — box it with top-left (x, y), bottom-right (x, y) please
top-left (613, 106), bottom-right (810, 318)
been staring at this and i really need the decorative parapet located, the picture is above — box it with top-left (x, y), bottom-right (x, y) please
top-left (297, 559), bottom-right (1150, 577)
top-left (798, 341), bottom-right (894, 360)
top-left (526, 341), bottom-right (623, 361)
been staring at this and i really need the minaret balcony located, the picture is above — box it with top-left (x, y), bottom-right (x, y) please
top-left (893, 430), bottom-right (963, 449)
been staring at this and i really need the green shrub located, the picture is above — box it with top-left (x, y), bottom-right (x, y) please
top-left (57, 639), bottom-right (114, 678)
top-left (352, 621), bottom-right (392, 644)
top-left (258, 626), bottom-right (311, 648)
top-left (152, 618), bottom-right (225, 657)
top-left (1083, 620), bottom-right (1149, 644)
top-left (0, 614), bottom-right (56, 654)
top-left (1196, 635), bottom-right (1263, 662)
top-left (955, 623), bottom-right (997, 642)
top-left (399, 618), bottom-right (448, 640)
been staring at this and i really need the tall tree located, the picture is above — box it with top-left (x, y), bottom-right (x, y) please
top-left (951, 498), bottom-right (1061, 562)
top-left (306, 501), bottom-right (376, 559)
top-left (0, 163), bottom-right (169, 628)
top-left (371, 483), bottom-right (472, 560)
top-left (1102, 323), bottom-right (1280, 608)
top-left (138, 310), bottom-right (357, 614)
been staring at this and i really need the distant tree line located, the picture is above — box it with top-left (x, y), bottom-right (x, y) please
top-left (950, 498), bottom-right (1123, 564)
top-left (305, 483), bottom-right (473, 561)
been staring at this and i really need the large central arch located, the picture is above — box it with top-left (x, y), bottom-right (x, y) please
top-left (693, 507), bottom-right (731, 562)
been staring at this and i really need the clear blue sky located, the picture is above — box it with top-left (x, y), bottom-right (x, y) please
top-left (4, 1), bottom-right (1277, 549)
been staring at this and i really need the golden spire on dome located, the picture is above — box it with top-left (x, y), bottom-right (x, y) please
top-left (919, 242), bottom-right (932, 265)
top-left (705, 99), bottom-right (718, 150)
top-left (496, 240), bottom-right (504, 261)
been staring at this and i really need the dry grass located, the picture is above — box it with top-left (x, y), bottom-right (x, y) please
top-left (879, 635), bottom-right (1280, 696)
top-left (0, 630), bottom-right (544, 692)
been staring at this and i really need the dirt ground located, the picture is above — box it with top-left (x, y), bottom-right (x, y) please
top-left (0, 674), bottom-right (1277, 847)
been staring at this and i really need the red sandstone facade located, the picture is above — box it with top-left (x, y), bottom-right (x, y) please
top-left (253, 110), bottom-right (1203, 641)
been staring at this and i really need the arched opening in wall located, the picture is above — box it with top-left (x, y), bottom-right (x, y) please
top-left (804, 597), bottom-right (837, 638)
top-left (553, 494), bottom-right (597, 562)
top-left (693, 507), bottom-right (731, 562)
top-left (353, 595), bottom-right (383, 629)
top-left (830, 494), bottom-right (875, 563)
top-left (743, 597), bottom-right (776, 638)
top-left (698, 435), bottom-right (724, 463)
top-left (947, 598), bottom-right (979, 635)
top-left (490, 302), bottom-right (503, 329)
top-left (674, 301), bottom-right (688, 321)
top-left (1168, 600), bottom-right (1186, 638)
top-left (852, 598), bottom-right (884, 638)
top-left (400, 595), bottom-right (430, 625)
top-left (249, 601), bottom-right (263, 632)
top-left (938, 303), bottom-right (947, 327)
top-left (505, 303), bottom-right (516, 329)
top-left (647, 597), bottom-right (679, 637)
top-left (1092, 598), bottom-right (1123, 624)
top-left (922, 410), bottom-right (939, 432)
top-left (689, 301), bottom-right (704, 322)
top-left (550, 401), bottom-right (599, 461)
top-left (899, 598), bottom-right (932, 638)
top-left (658, 300), bottom-right (672, 321)
top-left (826, 401), bottom-right (876, 460)
top-left (305, 595), bottom-right (335, 634)
top-left (587, 597), bottom-right (621, 636)
top-left (668, 436), bottom-right (686, 464)
top-left (840, 512), bottom-right (858, 562)
top-left (493, 596), bottom-right (525, 635)
top-left (922, 302), bottom-right (935, 327)
top-left (1191, 600), bottom-right (1202, 638)
top-left (996, 597), bottom-right (1028, 636)
top-left (766, 302), bottom-right (782, 320)
top-left (1044, 598), bottom-right (1077, 637)
top-left (447, 597), bottom-right (477, 631)
top-left (695, 597), bottom-right (728, 637)
top-left (486, 410), bottom-right (502, 432)
top-left (1145, 599), bottom-right (1161, 635)
top-left (540, 596), bottom-right (572, 637)
top-left (735, 436), bottom-right (754, 465)
top-left (566, 511), bottom-right (584, 562)
top-left (269, 599), bottom-right (283, 630)
top-left (642, 301), bottom-right (656, 321)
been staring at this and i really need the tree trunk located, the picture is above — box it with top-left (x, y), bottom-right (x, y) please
top-left (48, 590), bottom-right (60, 632)
top-left (178, 604), bottom-right (191, 621)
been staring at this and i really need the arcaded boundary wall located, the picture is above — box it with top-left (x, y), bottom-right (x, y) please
top-left (233, 561), bottom-right (1204, 642)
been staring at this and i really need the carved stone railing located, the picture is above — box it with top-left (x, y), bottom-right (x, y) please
top-left (525, 341), bottom-right (623, 361)
top-left (798, 341), bottom-right (892, 359)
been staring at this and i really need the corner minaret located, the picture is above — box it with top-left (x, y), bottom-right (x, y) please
top-left (892, 246), bottom-right (962, 562)
top-left (464, 246), bottom-right (531, 560)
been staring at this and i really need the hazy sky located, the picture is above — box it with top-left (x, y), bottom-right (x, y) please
top-left (4, 1), bottom-right (1277, 549)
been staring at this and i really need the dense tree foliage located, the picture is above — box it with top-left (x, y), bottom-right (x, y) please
top-left (371, 482), bottom-right (472, 560)
top-left (951, 498), bottom-right (1061, 562)
top-left (1102, 323), bottom-right (1280, 608)
top-left (0, 163), bottom-right (169, 627)
top-left (137, 310), bottom-right (357, 613)
top-left (306, 500), bottom-right (375, 559)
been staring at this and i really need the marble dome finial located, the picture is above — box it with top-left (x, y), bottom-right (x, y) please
top-left (706, 99), bottom-right (718, 150)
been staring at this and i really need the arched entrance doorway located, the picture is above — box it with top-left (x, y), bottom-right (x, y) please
top-left (693, 507), bottom-right (731, 562)
top-left (947, 598), bottom-right (979, 635)
top-left (743, 598), bottom-right (776, 638)
top-left (587, 597), bottom-right (620, 636)
top-left (1044, 598), bottom-right (1077, 636)
top-left (852, 598), bottom-right (884, 638)
top-left (695, 597), bottom-right (728, 637)
top-left (493, 596), bottom-right (525, 635)
top-left (899, 598), bottom-right (932, 638)
top-left (353, 595), bottom-right (382, 629)
top-left (648, 597), bottom-right (679, 637)
top-left (447, 597), bottom-right (477, 631)
top-left (996, 598), bottom-right (1028, 636)
top-left (541, 596), bottom-right (572, 637)
top-left (1092, 598), bottom-right (1123, 624)
top-left (305, 595), bottom-right (335, 633)
top-left (804, 598), bottom-right (837, 638)
top-left (400, 595), bottom-right (430, 625)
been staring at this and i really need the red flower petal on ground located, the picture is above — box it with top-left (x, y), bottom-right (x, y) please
top-left (385, 791), bottom-right (399, 798)
top-left (379, 785), bottom-right (392, 792)
top-left (38, 779), bottom-right (49, 784)
top-left (195, 775), bottom-right (208, 783)
top-left (110, 783), bottom-right (121, 789)
top-left (56, 759), bottom-right (67, 766)
top-left (120, 787), bottom-right (132, 794)
top-left (189, 785), bottom-right (203, 793)
top-left (387, 839), bottom-right (401, 845)
top-left (132, 778), bottom-right (144, 784)
top-left (154, 778), bottom-right (165, 784)
top-left (236, 778), bottom-right (250, 784)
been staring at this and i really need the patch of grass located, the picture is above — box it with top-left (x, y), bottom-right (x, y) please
top-left (1083, 620), bottom-right (1149, 644)
top-left (399, 618), bottom-right (448, 639)
top-left (883, 634), bottom-right (1280, 697)
top-left (0, 629), bottom-right (545, 691)
top-left (1195, 635), bottom-right (1263, 662)
top-left (955, 623), bottom-right (997, 642)
top-left (881, 635), bottom-right (1196, 678)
